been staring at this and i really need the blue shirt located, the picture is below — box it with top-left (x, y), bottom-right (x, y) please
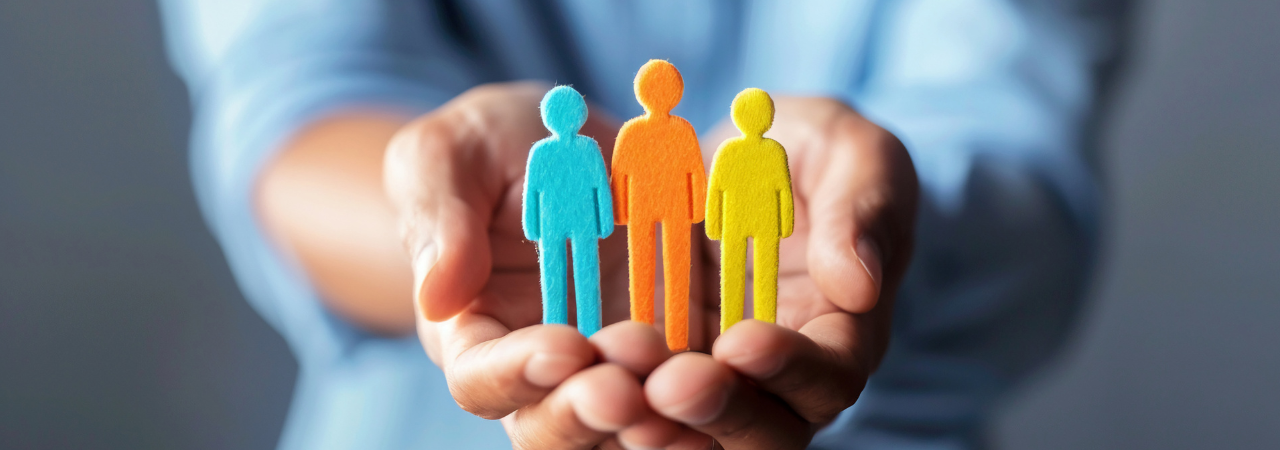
top-left (159, 1), bottom-right (1125, 448)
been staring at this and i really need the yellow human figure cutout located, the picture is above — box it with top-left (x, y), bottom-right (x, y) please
top-left (705, 88), bottom-right (794, 333)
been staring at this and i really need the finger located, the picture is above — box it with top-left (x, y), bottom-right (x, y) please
top-left (646, 353), bottom-right (812, 450)
top-left (589, 320), bottom-right (673, 377)
top-left (616, 411), bottom-right (688, 450)
top-left (385, 82), bottom-right (561, 321)
top-left (505, 364), bottom-right (650, 450)
top-left (621, 425), bottom-right (714, 450)
top-left (666, 427), bottom-right (715, 450)
top-left (386, 82), bottom-right (628, 322)
top-left (712, 316), bottom-right (887, 425)
top-left (434, 314), bottom-right (596, 419)
top-left (804, 115), bottom-right (917, 314)
top-left (384, 113), bottom-right (498, 321)
top-left (596, 438), bottom-right (627, 450)
top-left (591, 321), bottom-right (691, 449)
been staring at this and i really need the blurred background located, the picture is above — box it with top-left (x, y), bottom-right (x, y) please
top-left (0, 0), bottom-right (1276, 449)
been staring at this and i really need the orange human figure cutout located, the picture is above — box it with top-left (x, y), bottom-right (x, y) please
top-left (611, 60), bottom-right (707, 351)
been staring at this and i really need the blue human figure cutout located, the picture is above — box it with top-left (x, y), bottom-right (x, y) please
top-left (522, 86), bottom-right (615, 336)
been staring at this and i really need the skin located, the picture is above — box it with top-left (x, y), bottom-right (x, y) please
top-left (257, 81), bottom-right (917, 449)
top-left (645, 97), bottom-right (918, 448)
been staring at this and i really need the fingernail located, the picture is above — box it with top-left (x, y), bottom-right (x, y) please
top-left (618, 437), bottom-right (662, 450)
top-left (724, 350), bottom-right (785, 379)
top-left (855, 237), bottom-right (882, 298)
top-left (412, 243), bottom-right (440, 311)
top-left (525, 352), bottom-right (588, 388)
top-left (578, 410), bottom-right (627, 433)
top-left (666, 379), bottom-right (733, 425)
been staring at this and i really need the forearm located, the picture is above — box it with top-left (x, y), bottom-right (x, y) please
top-left (257, 112), bottom-right (415, 335)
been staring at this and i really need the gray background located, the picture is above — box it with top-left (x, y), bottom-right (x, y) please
top-left (0, 1), bottom-right (1275, 449)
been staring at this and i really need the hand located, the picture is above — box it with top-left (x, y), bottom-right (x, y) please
top-left (383, 83), bottom-right (692, 449)
top-left (644, 97), bottom-right (919, 448)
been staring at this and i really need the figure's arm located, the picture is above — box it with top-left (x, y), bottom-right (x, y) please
top-left (704, 152), bottom-right (724, 240)
top-left (685, 126), bottom-right (708, 223)
top-left (610, 125), bottom-right (631, 225)
top-left (611, 173), bottom-right (628, 225)
top-left (776, 142), bottom-right (795, 238)
top-left (522, 147), bottom-right (541, 241)
top-left (591, 140), bottom-right (615, 237)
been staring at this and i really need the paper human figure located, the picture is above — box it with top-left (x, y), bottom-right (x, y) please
top-left (611, 60), bottom-right (707, 351)
top-left (705, 88), bottom-right (794, 333)
top-left (522, 85), bottom-right (614, 336)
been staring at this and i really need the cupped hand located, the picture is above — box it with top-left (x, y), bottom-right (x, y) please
top-left (645, 97), bottom-right (919, 449)
top-left (383, 82), bottom-right (691, 449)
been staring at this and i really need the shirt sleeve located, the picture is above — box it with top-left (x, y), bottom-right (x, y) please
top-left (812, 1), bottom-right (1128, 447)
top-left (157, 0), bottom-right (480, 361)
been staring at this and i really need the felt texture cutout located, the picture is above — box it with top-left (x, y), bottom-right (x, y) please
top-left (611, 60), bottom-right (707, 351)
top-left (706, 88), bottom-right (794, 333)
top-left (523, 85), bottom-right (615, 336)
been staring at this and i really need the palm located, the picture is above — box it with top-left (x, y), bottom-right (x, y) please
top-left (689, 98), bottom-right (862, 350)
top-left (419, 89), bottom-right (878, 363)
top-left (629, 97), bottom-right (911, 450)
top-left (399, 88), bottom-right (908, 448)
top-left (474, 193), bottom-right (632, 331)
top-left (433, 85), bottom-right (632, 334)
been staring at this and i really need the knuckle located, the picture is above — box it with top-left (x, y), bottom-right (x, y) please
top-left (397, 213), bottom-right (428, 252)
top-left (799, 395), bottom-right (854, 426)
top-left (407, 121), bottom-right (458, 162)
top-left (853, 185), bottom-right (893, 220)
top-left (709, 415), bottom-right (755, 443)
top-left (384, 118), bottom-right (458, 196)
top-left (503, 413), bottom-right (540, 450)
top-left (443, 351), bottom-right (517, 420)
top-left (450, 387), bottom-right (505, 420)
top-left (389, 115), bottom-right (447, 155)
top-left (447, 373), bottom-right (515, 421)
top-left (505, 405), bottom-right (596, 450)
top-left (531, 325), bottom-right (595, 355)
top-left (460, 82), bottom-right (527, 102)
top-left (830, 115), bottom-right (895, 157)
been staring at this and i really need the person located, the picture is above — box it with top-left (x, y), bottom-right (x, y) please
top-left (522, 85), bottom-right (613, 336)
top-left (611, 59), bottom-right (706, 351)
top-left (159, 1), bottom-right (1126, 448)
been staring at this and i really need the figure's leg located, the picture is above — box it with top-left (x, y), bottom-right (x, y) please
top-left (570, 236), bottom-right (602, 336)
top-left (538, 238), bottom-right (568, 326)
top-left (661, 220), bottom-right (691, 351)
top-left (753, 235), bottom-right (781, 324)
top-left (720, 234), bottom-right (748, 333)
top-left (628, 220), bottom-right (657, 324)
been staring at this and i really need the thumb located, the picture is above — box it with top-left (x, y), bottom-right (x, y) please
top-left (385, 118), bottom-right (494, 322)
top-left (806, 117), bottom-right (917, 314)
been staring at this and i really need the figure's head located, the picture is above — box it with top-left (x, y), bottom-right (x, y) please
top-left (730, 88), bottom-right (775, 137)
top-left (634, 59), bottom-right (683, 115)
top-left (541, 85), bottom-right (588, 136)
